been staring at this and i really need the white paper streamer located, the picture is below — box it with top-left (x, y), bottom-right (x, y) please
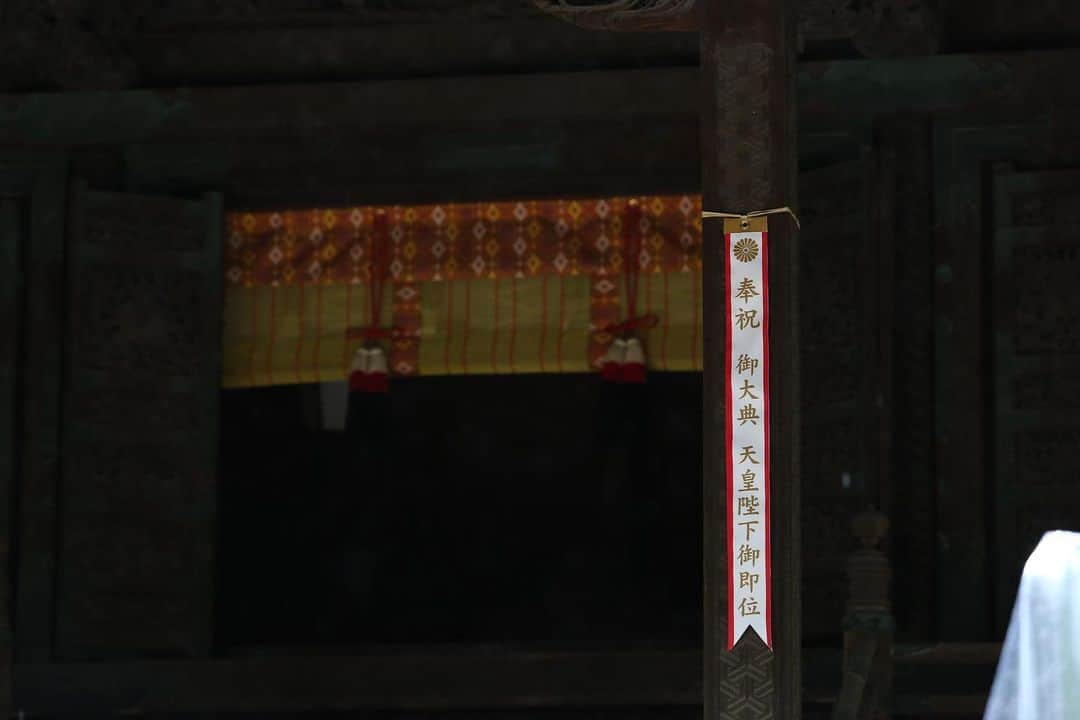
top-left (726, 230), bottom-right (771, 650)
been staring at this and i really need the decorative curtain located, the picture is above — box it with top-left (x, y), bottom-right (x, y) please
top-left (223, 194), bottom-right (703, 388)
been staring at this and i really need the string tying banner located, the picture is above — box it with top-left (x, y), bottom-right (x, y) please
top-left (701, 205), bottom-right (797, 651)
top-left (612, 199), bottom-right (660, 336)
top-left (597, 199), bottom-right (657, 383)
top-left (365, 209), bottom-right (393, 340)
top-left (701, 206), bottom-right (800, 230)
top-left (346, 209), bottom-right (394, 393)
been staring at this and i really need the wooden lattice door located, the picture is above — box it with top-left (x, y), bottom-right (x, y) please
top-left (991, 164), bottom-right (1080, 634)
top-left (55, 185), bottom-right (223, 659)
top-left (798, 156), bottom-right (887, 641)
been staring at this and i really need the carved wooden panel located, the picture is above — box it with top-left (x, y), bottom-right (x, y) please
top-left (1012, 494), bottom-right (1080, 576)
top-left (70, 264), bottom-right (204, 376)
top-left (991, 166), bottom-right (1080, 633)
top-left (931, 118), bottom-right (1055, 641)
top-left (66, 380), bottom-right (206, 437)
top-left (798, 158), bottom-right (879, 641)
top-left (79, 192), bottom-right (207, 253)
top-left (954, 0), bottom-right (1080, 44)
top-left (55, 186), bottom-right (222, 659)
top-left (798, 0), bottom-right (942, 56)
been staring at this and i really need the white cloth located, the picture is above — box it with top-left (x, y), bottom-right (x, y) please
top-left (985, 531), bottom-right (1080, 720)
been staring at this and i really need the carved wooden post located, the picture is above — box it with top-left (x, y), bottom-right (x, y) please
top-left (700, 0), bottom-right (800, 719)
top-left (840, 507), bottom-right (893, 719)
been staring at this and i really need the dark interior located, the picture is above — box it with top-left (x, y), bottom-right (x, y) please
top-left (218, 374), bottom-right (703, 650)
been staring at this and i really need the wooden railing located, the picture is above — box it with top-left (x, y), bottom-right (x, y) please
top-left (833, 507), bottom-right (894, 720)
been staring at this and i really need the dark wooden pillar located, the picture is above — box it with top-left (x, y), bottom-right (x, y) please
top-left (700, 0), bottom-right (800, 717)
top-left (0, 198), bottom-right (18, 716)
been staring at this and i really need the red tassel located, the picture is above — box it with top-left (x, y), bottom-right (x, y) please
top-left (365, 347), bottom-right (390, 394)
top-left (348, 346), bottom-right (391, 394)
top-left (621, 338), bottom-right (647, 384)
top-left (600, 339), bottom-right (626, 382)
top-left (346, 210), bottom-right (394, 394)
top-left (599, 200), bottom-right (653, 385)
top-left (348, 347), bottom-right (370, 393)
top-left (349, 374), bottom-right (372, 393)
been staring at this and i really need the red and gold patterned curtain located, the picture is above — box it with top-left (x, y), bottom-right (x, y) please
top-left (223, 194), bottom-right (703, 388)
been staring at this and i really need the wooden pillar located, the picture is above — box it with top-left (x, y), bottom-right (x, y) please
top-left (700, 0), bottom-right (800, 717)
top-left (0, 198), bottom-right (17, 716)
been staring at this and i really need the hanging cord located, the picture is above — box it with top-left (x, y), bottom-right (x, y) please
top-left (701, 206), bottom-right (801, 230)
top-left (605, 198), bottom-right (659, 337)
top-left (348, 209), bottom-right (394, 343)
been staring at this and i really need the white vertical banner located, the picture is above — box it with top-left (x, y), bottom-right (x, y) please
top-left (725, 227), bottom-right (772, 650)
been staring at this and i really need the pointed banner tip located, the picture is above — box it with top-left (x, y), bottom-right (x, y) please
top-left (728, 625), bottom-right (773, 652)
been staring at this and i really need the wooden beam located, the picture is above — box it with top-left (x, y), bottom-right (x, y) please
top-left (893, 694), bottom-right (989, 716)
top-left (13, 651), bottom-right (703, 715)
top-left (533, 0), bottom-right (699, 32)
top-left (133, 17), bottom-right (698, 87)
top-left (3, 52), bottom-right (1080, 149)
top-left (0, 67), bottom-right (699, 147)
top-left (700, 0), bottom-right (800, 719)
top-left (894, 642), bottom-right (1003, 665)
top-left (122, 114), bottom-right (702, 208)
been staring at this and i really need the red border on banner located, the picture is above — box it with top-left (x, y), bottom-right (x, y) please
top-left (762, 231), bottom-right (772, 649)
top-left (724, 232), bottom-right (735, 651)
top-left (724, 230), bottom-right (773, 651)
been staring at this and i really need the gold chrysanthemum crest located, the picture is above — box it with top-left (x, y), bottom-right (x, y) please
top-left (733, 237), bottom-right (759, 263)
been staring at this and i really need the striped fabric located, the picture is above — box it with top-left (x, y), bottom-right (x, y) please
top-left (223, 194), bottom-right (703, 388)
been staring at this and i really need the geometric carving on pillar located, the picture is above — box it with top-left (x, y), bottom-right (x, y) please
top-left (714, 644), bottom-right (776, 720)
top-left (708, 42), bottom-right (773, 210)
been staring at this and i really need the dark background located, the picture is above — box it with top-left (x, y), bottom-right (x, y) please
top-left (219, 375), bottom-right (703, 650)
top-left (4, 0), bottom-right (1080, 717)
